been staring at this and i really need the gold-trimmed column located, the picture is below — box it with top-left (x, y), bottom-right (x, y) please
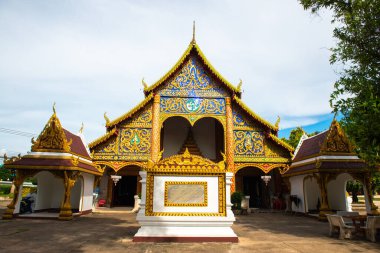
top-left (2, 169), bottom-right (37, 219)
top-left (151, 94), bottom-right (161, 162)
top-left (316, 172), bottom-right (333, 220)
top-left (59, 171), bottom-right (80, 221)
top-left (363, 172), bottom-right (379, 215)
top-left (225, 97), bottom-right (235, 192)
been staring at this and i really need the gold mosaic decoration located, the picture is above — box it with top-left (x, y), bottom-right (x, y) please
top-left (160, 97), bottom-right (226, 115)
top-left (234, 130), bottom-right (264, 156)
top-left (164, 181), bottom-right (208, 207)
top-left (119, 128), bottom-right (151, 154)
top-left (119, 105), bottom-right (152, 128)
top-left (159, 57), bottom-right (228, 97)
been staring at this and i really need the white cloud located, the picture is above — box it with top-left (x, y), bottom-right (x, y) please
top-left (0, 0), bottom-right (337, 153)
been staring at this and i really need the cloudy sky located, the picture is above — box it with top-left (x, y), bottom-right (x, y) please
top-left (0, 0), bottom-right (337, 158)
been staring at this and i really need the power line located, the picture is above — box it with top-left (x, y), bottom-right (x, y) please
top-left (0, 127), bottom-right (37, 138)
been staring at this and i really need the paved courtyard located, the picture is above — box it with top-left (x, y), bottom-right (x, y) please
top-left (0, 204), bottom-right (379, 253)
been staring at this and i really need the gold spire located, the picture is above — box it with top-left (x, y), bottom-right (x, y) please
top-left (192, 21), bottom-right (196, 44)
top-left (53, 102), bottom-right (56, 115)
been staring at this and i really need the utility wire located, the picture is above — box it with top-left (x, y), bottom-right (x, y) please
top-left (0, 127), bottom-right (37, 138)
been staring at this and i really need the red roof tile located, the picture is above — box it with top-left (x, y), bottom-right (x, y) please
top-left (63, 129), bottom-right (91, 159)
top-left (292, 131), bottom-right (328, 162)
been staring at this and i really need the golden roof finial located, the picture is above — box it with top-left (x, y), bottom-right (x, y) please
top-left (237, 79), bottom-right (242, 92)
top-left (192, 21), bottom-right (196, 44)
top-left (104, 112), bottom-right (110, 125)
top-left (142, 78), bottom-right (148, 90)
top-left (53, 102), bottom-right (56, 115)
top-left (275, 116), bottom-right (281, 129)
top-left (79, 122), bottom-right (84, 134)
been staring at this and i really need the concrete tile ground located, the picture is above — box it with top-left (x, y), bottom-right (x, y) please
top-left (0, 204), bottom-right (379, 253)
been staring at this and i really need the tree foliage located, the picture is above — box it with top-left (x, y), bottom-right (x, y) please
top-left (299, 0), bottom-right (380, 168)
top-left (281, 127), bottom-right (320, 148)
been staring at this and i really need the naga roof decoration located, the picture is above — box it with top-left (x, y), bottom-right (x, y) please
top-left (88, 127), bottom-right (118, 149)
top-left (232, 95), bottom-right (278, 132)
top-left (143, 41), bottom-right (241, 96)
top-left (106, 93), bottom-right (154, 128)
top-left (31, 110), bottom-right (72, 153)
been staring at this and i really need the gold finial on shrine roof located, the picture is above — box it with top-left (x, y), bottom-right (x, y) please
top-left (53, 102), bottom-right (56, 115)
top-left (192, 21), bottom-right (196, 44)
top-left (79, 122), bottom-right (84, 134)
top-left (104, 112), bottom-right (110, 125)
top-left (142, 78), bottom-right (148, 90)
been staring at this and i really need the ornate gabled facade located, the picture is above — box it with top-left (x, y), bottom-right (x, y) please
top-left (89, 36), bottom-right (293, 208)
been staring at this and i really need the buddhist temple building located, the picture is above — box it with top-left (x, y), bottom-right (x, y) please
top-left (89, 33), bottom-right (294, 210)
top-left (2, 106), bottom-right (101, 220)
top-left (283, 119), bottom-right (379, 219)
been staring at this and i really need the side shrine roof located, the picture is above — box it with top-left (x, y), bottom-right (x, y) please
top-left (3, 109), bottom-right (101, 175)
top-left (283, 120), bottom-right (366, 177)
top-left (142, 41), bottom-right (242, 97)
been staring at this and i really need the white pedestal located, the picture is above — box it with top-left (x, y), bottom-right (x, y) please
top-left (133, 171), bottom-right (238, 242)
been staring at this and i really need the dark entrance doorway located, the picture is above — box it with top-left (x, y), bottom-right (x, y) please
top-left (112, 176), bottom-right (137, 206)
top-left (243, 176), bottom-right (263, 208)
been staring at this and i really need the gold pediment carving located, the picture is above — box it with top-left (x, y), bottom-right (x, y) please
top-left (146, 148), bottom-right (225, 172)
top-left (31, 111), bottom-right (72, 152)
top-left (321, 120), bottom-right (354, 153)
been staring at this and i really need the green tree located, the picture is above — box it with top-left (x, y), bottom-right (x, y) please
top-left (299, 0), bottom-right (380, 169)
top-left (287, 127), bottom-right (305, 148)
top-left (0, 164), bottom-right (13, 181)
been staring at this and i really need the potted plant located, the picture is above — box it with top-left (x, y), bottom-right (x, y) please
top-left (231, 192), bottom-right (243, 214)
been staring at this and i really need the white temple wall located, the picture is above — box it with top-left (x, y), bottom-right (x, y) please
top-left (81, 173), bottom-right (95, 211)
top-left (289, 175), bottom-right (306, 213)
top-left (34, 171), bottom-right (64, 210)
top-left (327, 173), bottom-right (353, 211)
top-left (304, 176), bottom-right (320, 212)
top-left (193, 118), bottom-right (216, 160)
top-left (163, 117), bottom-right (189, 158)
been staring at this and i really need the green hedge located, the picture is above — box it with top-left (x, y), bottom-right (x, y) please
top-left (0, 185), bottom-right (11, 194)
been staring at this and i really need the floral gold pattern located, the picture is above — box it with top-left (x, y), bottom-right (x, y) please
top-left (159, 58), bottom-right (228, 97)
top-left (234, 131), bottom-right (264, 156)
top-left (160, 97), bottom-right (225, 115)
top-left (120, 128), bottom-right (151, 154)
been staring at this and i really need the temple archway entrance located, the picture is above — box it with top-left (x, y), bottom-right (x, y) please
top-left (111, 165), bottom-right (141, 207)
top-left (236, 167), bottom-right (267, 208)
top-left (161, 116), bottom-right (224, 161)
